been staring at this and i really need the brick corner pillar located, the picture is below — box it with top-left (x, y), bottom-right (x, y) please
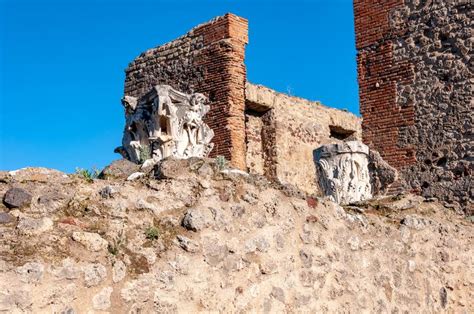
top-left (194, 13), bottom-right (249, 170)
top-left (123, 13), bottom-right (249, 170)
top-left (353, 1), bottom-right (416, 171)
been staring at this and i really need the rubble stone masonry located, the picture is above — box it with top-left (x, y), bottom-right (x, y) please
top-left (245, 83), bottom-right (361, 195)
top-left (354, 0), bottom-right (473, 213)
top-left (124, 14), bottom-right (248, 170)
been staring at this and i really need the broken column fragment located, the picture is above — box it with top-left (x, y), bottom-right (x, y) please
top-left (314, 141), bottom-right (372, 204)
top-left (116, 85), bottom-right (214, 164)
top-left (315, 141), bottom-right (398, 204)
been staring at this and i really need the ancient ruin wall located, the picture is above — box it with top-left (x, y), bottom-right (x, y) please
top-left (245, 83), bottom-right (362, 195)
top-left (2, 166), bottom-right (472, 313)
top-left (354, 1), bottom-right (473, 212)
top-left (124, 14), bottom-right (248, 169)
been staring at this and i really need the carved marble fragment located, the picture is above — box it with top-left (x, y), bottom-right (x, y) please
top-left (116, 85), bottom-right (214, 164)
top-left (314, 141), bottom-right (372, 204)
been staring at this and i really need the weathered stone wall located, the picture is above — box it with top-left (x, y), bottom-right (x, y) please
top-left (0, 166), bottom-right (472, 313)
top-left (245, 83), bottom-right (362, 195)
top-left (354, 0), bottom-right (473, 213)
top-left (124, 14), bottom-right (248, 169)
top-left (245, 112), bottom-right (265, 175)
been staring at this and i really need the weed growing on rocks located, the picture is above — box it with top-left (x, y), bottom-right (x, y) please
top-left (215, 155), bottom-right (227, 171)
top-left (144, 226), bottom-right (160, 240)
top-left (108, 232), bottom-right (125, 256)
top-left (75, 167), bottom-right (100, 183)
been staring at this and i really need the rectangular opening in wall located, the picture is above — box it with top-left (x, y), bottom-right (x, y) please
top-left (245, 108), bottom-right (266, 175)
top-left (329, 125), bottom-right (356, 140)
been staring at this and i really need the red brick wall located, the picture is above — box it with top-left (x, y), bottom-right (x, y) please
top-left (354, 0), bottom-right (416, 169)
top-left (124, 14), bottom-right (248, 170)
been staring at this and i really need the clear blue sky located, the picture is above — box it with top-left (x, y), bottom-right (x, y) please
top-left (0, 0), bottom-right (359, 173)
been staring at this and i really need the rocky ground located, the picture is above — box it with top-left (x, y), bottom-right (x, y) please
top-left (0, 159), bottom-right (472, 313)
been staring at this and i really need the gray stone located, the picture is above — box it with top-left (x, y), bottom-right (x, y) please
top-left (0, 212), bottom-right (15, 224)
top-left (223, 255), bottom-right (245, 273)
top-left (401, 215), bottom-right (431, 230)
top-left (246, 236), bottom-right (270, 253)
top-left (299, 249), bottom-right (313, 268)
top-left (271, 286), bottom-right (285, 303)
top-left (255, 236), bottom-right (270, 252)
top-left (154, 158), bottom-right (191, 180)
top-left (120, 277), bottom-right (154, 303)
top-left (294, 294), bottom-right (311, 307)
top-left (231, 205), bottom-right (245, 218)
top-left (17, 217), bottom-right (53, 235)
top-left (0, 288), bottom-right (32, 311)
top-left (36, 190), bottom-right (71, 214)
top-left (3, 187), bottom-right (32, 209)
top-left (259, 260), bottom-right (278, 275)
top-left (52, 258), bottom-right (81, 280)
top-left (176, 235), bottom-right (200, 253)
top-left (99, 159), bottom-right (140, 180)
top-left (112, 260), bottom-right (126, 283)
top-left (203, 238), bottom-right (228, 267)
top-left (182, 208), bottom-right (206, 232)
top-left (153, 292), bottom-right (178, 313)
top-left (92, 287), bottom-right (113, 310)
top-left (440, 287), bottom-right (448, 308)
top-left (368, 150), bottom-right (398, 195)
top-left (99, 186), bottom-right (117, 199)
top-left (299, 270), bottom-right (316, 287)
top-left (197, 162), bottom-right (215, 177)
top-left (16, 262), bottom-right (44, 283)
top-left (83, 263), bottom-right (107, 287)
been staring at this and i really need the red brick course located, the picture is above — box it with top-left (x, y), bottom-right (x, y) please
top-left (354, 0), bottom-right (416, 170)
top-left (124, 14), bottom-right (248, 170)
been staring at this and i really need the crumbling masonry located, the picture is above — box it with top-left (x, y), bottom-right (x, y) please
top-left (122, 5), bottom-right (472, 212)
top-left (122, 14), bottom-right (360, 196)
top-left (354, 1), bottom-right (472, 213)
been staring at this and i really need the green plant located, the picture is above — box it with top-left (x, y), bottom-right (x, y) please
top-left (138, 146), bottom-right (151, 163)
top-left (108, 231), bottom-right (125, 256)
top-left (215, 155), bottom-right (228, 171)
top-left (75, 167), bottom-right (99, 182)
top-left (145, 226), bottom-right (160, 240)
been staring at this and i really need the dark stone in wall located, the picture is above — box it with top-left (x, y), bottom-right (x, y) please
top-left (3, 187), bottom-right (32, 209)
top-left (391, 2), bottom-right (473, 213)
top-left (355, 0), bottom-right (473, 214)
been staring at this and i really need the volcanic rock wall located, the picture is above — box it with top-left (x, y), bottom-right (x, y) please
top-left (354, 0), bottom-right (473, 213)
top-left (124, 14), bottom-right (248, 169)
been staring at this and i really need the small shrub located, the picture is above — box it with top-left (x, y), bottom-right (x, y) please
top-left (138, 146), bottom-right (151, 164)
top-left (215, 155), bottom-right (227, 171)
top-left (75, 167), bottom-right (99, 182)
top-left (108, 231), bottom-right (125, 256)
top-left (145, 226), bottom-right (159, 240)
